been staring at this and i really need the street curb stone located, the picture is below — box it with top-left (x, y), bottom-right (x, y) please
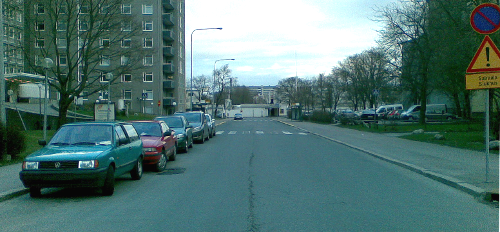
top-left (0, 188), bottom-right (29, 202)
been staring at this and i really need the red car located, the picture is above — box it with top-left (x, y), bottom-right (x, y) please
top-left (130, 121), bottom-right (177, 172)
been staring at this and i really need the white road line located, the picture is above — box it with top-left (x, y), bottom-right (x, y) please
top-left (256, 131), bottom-right (264, 134)
top-left (216, 131), bottom-right (225, 135)
top-left (298, 132), bottom-right (308, 135)
top-left (228, 131), bottom-right (237, 134)
top-left (283, 131), bottom-right (293, 135)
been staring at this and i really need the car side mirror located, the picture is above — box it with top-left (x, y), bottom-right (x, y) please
top-left (119, 137), bottom-right (129, 146)
top-left (38, 140), bottom-right (47, 146)
top-left (187, 124), bottom-right (193, 128)
top-left (164, 130), bottom-right (172, 136)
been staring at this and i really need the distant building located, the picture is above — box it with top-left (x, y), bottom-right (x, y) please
top-left (247, 86), bottom-right (276, 104)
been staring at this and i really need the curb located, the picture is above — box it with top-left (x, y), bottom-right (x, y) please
top-left (277, 120), bottom-right (497, 201)
top-left (0, 188), bottom-right (29, 203)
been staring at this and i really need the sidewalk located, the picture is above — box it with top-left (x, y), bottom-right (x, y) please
top-left (277, 118), bottom-right (499, 201)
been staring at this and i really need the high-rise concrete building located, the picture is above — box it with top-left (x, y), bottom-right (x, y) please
top-left (22, 0), bottom-right (186, 115)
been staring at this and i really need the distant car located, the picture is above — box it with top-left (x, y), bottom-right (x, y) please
top-left (155, 115), bottom-right (193, 153)
top-left (387, 109), bottom-right (404, 120)
top-left (130, 121), bottom-right (177, 172)
top-left (174, 112), bottom-right (210, 143)
top-left (360, 109), bottom-right (376, 121)
top-left (19, 122), bottom-right (144, 197)
top-left (234, 113), bottom-right (243, 120)
top-left (205, 113), bottom-right (216, 137)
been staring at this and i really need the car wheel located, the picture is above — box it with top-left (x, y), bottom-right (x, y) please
top-left (169, 146), bottom-right (177, 161)
top-left (183, 141), bottom-right (189, 153)
top-left (209, 130), bottom-right (213, 138)
top-left (200, 133), bottom-right (205, 144)
top-left (130, 157), bottom-right (143, 180)
top-left (102, 165), bottom-right (115, 196)
top-left (188, 136), bottom-right (193, 148)
top-left (155, 151), bottom-right (167, 172)
top-left (29, 187), bottom-right (41, 198)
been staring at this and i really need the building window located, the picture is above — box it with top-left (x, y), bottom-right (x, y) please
top-left (143, 21), bottom-right (153, 31)
top-left (79, 21), bottom-right (88, 31)
top-left (35, 38), bottom-right (45, 48)
top-left (57, 38), bottom-right (67, 48)
top-left (100, 38), bottom-right (110, 48)
top-left (58, 5), bottom-right (68, 14)
top-left (143, 90), bottom-right (153, 100)
top-left (143, 72), bottom-right (153, 82)
top-left (100, 5), bottom-right (110, 14)
top-left (121, 39), bottom-right (131, 48)
top-left (35, 4), bottom-right (45, 14)
top-left (121, 56), bottom-right (130, 66)
top-left (99, 91), bottom-right (109, 100)
top-left (58, 55), bottom-right (68, 66)
top-left (142, 5), bottom-right (153, 14)
top-left (100, 55), bottom-right (110, 66)
top-left (80, 5), bottom-right (89, 14)
top-left (78, 73), bottom-right (84, 82)
top-left (100, 72), bottom-right (111, 82)
top-left (144, 38), bottom-right (153, 48)
top-left (121, 74), bottom-right (132, 82)
top-left (57, 21), bottom-right (67, 31)
top-left (82, 91), bottom-right (89, 100)
top-left (35, 21), bottom-right (45, 31)
top-left (123, 90), bottom-right (132, 100)
top-left (122, 4), bottom-right (131, 14)
top-left (143, 55), bottom-right (153, 66)
top-left (122, 21), bottom-right (131, 31)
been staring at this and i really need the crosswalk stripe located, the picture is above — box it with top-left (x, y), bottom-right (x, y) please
top-left (228, 131), bottom-right (237, 134)
top-left (216, 130), bottom-right (308, 135)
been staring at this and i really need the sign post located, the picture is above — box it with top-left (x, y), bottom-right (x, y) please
top-left (467, 3), bottom-right (500, 182)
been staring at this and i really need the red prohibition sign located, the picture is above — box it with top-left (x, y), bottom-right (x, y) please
top-left (471, 3), bottom-right (500, 34)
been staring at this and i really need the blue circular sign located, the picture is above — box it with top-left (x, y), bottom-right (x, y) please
top-left (471, 3), bottom-right (500, 34)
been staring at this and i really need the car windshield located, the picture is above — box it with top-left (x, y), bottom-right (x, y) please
top-left (159, 117), bottom-right (183, 128)
top-left (49, 124), bottom-right (113, 146)
top-left (181, 113), bottom-right (201, 123)
top-left (132, 122), bottom-right (162, 137)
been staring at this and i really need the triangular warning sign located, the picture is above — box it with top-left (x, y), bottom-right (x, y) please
top-left (467, 35), bottom-right (500, 73)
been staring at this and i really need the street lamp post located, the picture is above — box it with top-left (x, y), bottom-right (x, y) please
top-left (42, 58), bottom-right (54, 141)
top-left (190, 27), bottom-right (222, 111)
top-left (106, 73), bottom-right (113, 121)
top-left (212, 59), bottom-right (235, 117)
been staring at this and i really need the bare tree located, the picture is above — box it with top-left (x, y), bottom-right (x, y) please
top-left (213, 64), bottom-right (232, 116)
top-left (192, 75), bottom-right (212, 102)
top-left (25, 0), bottom-right (145, 127)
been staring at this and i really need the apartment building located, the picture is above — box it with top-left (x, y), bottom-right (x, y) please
top-left (3, 0), bottom-right (24, 74)
top-left (22, 0), bottom-right (186, 115)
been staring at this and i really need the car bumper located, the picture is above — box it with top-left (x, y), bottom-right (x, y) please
top-left (177, 137), bottom-right (188, 149)
top-left (20, 168), bottom-right (108, 188)
top-left (192, 131), bottom-right (204, 141)
top-left (143, 152), bottom-right (161, 165)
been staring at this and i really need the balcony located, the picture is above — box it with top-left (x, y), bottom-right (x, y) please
top-left (163, 80), bottom-right (175, 89)
top-left (162, 0), bottom-right (174, 11)
top-left (163, 14), bottom-right (174, 27)
top-left (163, 31), bottom-right (175, 42)
top-left (163, 64), bottom-right (174, 74)
top-left (163, 98), bottom-right (176, 106)
top-left (163, 47), bottom-right (174, 57)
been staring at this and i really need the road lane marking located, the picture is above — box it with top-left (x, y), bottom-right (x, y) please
top-left (283, 131), bottom-right (293, 135)
top-left (256, 131), bottom-right (264, 134)
top-left (228, 131), bottom-right (237, 134)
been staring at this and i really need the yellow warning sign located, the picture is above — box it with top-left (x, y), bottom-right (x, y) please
top-left (467, 35), bottom-right (500, 73)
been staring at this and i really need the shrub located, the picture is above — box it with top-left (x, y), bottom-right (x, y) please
top-left (310, 111), bottom-right (333, 124)
top-left (0, 124), bottom-right (26, 158)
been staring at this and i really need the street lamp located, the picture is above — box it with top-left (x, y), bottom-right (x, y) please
top-left (212, 59), bottom-right (235, 117)
top-left (106, 72), bottom-right (113, 121)
top-left (190, 27), bottom-right (222, 111)
top-left (41, 58), bottom-right (54, 141)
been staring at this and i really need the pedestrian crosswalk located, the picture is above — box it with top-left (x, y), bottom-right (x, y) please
top-left (216, 130), bottom-right (308, 135)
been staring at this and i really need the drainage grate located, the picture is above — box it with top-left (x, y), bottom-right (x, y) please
top-left (157, 168), bottom-right (186, 175)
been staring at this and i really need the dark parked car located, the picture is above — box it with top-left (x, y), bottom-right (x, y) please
top-left (360, 109), bottom-right (376, 121)
top-left (205, 113), bottom-right (216, 137)
top-left (130, 121), bottom-right (177, 172)
top-left (155, 115), bottom-right (193, 153)
top-left (19, 122), bottom-right (144, 197)
top-left (174, 111), bottom-right (210, 143)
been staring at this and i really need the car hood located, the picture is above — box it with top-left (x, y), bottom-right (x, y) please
top-left (190, 122), bottom-right (202, 127)
top-left (25, 145), bottom-right (112, 161)
top-left (171, 127), bottom-right (186, 135)
top-left (141, 136), bottom-right (162, 148)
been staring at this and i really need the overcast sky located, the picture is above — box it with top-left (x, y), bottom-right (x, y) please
top-left (186, 0), bottom-right (397, 87)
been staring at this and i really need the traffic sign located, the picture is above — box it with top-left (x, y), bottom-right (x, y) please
top-left (466, 35), bottom-right (500, 73)
top-left (465, 72), bottom-right (500, 90)
top-left (471, 3), bottom-right (500, 34)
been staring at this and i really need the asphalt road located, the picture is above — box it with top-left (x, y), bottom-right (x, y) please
top-left (0, 118), bottom-right (497, 231)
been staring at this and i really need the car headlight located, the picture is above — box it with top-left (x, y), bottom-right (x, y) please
top-left (193, 126), bottom-right (202, 132)
top-left (176, 133), bottom-right (185, 139)
top-left (143, 147), bottom-right (157, 152)
top-left (78, 160), bottom-right (99, 169)
top-left (23, 161), bottom-right (39, 170)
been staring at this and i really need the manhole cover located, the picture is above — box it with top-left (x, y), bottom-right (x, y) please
top-left (157, 168), bottom-right (186, 175)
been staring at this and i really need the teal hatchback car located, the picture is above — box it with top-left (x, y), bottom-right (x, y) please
top-left (19, 122), bottom-right (144, 197)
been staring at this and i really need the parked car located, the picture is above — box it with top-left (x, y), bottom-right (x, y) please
top-left (205, 113), bottom-right (216, 137)
top-left (130, 121), bottom-right (177, 172)
top-left (174, 111), bottom-right (210, 143)
top-left (360, 109), bottom-right (376, 121)
top-left (387, 109), bottom-right (404, 120)
top-left (155, 115), bottom-right (193, 153)
top-left (376, 104), bottom-right (403, 119)
top-left (234, 113), bottom-right (243, 120)
top-left (19, 122), bottom-right (144, 197)
top-left (401, 104), bottom-right (456, 121)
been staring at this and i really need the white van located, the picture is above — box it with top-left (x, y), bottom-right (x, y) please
top-left (401, 104), bottom-right (456, 121)
top-left (376, 104), bottom-right (403, 119)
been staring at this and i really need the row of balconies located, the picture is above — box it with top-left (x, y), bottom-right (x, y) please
top-left (162, 0), bottom-right (174, 12)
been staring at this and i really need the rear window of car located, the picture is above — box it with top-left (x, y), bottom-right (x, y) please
top-left (132, 122), bottom-right (162, 137)
top-left (180, 113), bottom-right (201, 123)
top-left (157, 117), bottom-right (183, 128)
top-left (123, 124), bottom-right (140, 142)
